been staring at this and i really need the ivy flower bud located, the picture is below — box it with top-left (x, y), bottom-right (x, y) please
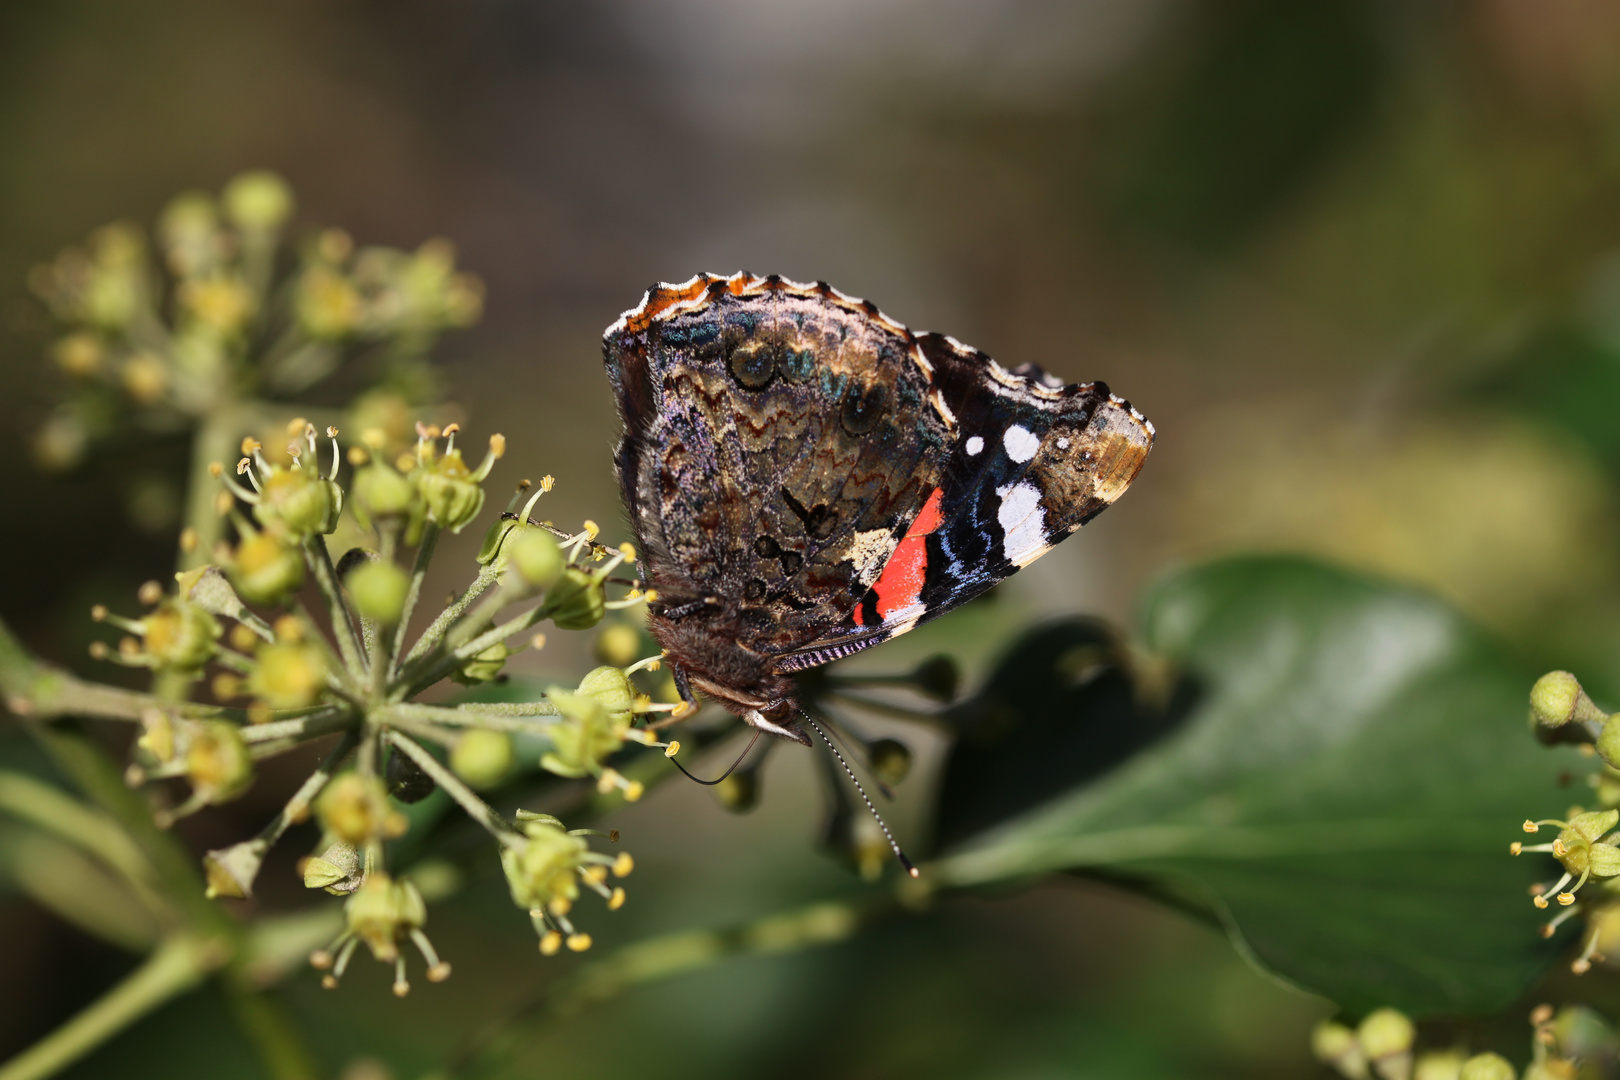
top-left (178, 274), bottom-right (255, 336)
top-left (316, 773), bottom-right (408, 845)
top-left (1532, 672), bottom-right (1607, 728)
top-left (255, 466), bottom-right (342, 538)
top-left (303, 840), bottom-right (364, 895)
top-left (1357, 1008), bottom-right (1414, 1080)
top-left (578, 666), bottom-right (635, 725)
top-left (141, 598), bottom-right (221, 674)
top-left (347, 560), bottom-right (408, 625)
top-left (222, 170), bottom-right (294, 232)
top-left (248, 640), bottom-right (328, 709)
top-left (296, 265), bottom-right (364, 340)
top-left (547, 568), bottom-right (605, 631)
top-left (344, 873), bottom-right (426, 963)
top-left (53, 331), bottom-right (104, 378)
top-left (1458, 1054), bottom-right (1514, 1080)
top-left (352, 462), bottom-right (418, 522)
top-left (1598, 718), bottom-right (1620, 771)
top-left (1310, 1021), bottom-right (1368, 1080)
top-left (500, 817), bottom-right (623, 920)
top-left (186, 721), bottom-right (253, 803)
top-left (540, 669), bottom-right (636, 779)
top-left (412, 431), bottom-right (503, 532)
top-left (229, 531), bottom-right (305, 606)
top-left (1412, 1053), bottom-right (1465, 1080)
top-left (868, 738), bottom-right (913, 788)
top-left (451, 641), bottom-right (511, 686)
top-left (451, 730), bottom-right (513, 789)
top-left (507, 529), bottom-right (564, 590)
top-left (203, 838), bottom-right (269, 899)
top-left (594, 622), bottom-right (642, 668)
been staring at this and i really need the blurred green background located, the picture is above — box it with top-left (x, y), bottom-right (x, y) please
top-left (7, 1), bottom-right (1620, 1076)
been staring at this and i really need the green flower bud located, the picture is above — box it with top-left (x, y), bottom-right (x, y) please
top-left (500, 819), bottom-right (589, 912)
top-left (869, 738), bottom-right (912, 787)
top-left (414, 450), bottom-right (486, 532)
top-left (1458, 1054), bottom-right (1514, 1080)
top-left (222, 170), bottom-right (293, 232)
top-left (296, 265), bottom-right (364, 339)
top-left (547, 567), bottom-right (605, 631)
top-left (1598, 718), bottom-right (1620, 770)
top-left (303, 840), bottom-right (363, 895)
top-left (157, 192), bottom-right (223, 277)
top-left (450, 641), bottom-right (511, 686)
top-left (1357, 1008), bottom-right (1414, 1079)
top-left (254, 467), bottom-right (342, 538)
top-left (508, 529), bottom-right (564, 590)
top-left (186, 721), bottom-right (253, 803)
top-left (178, 274), bottom-right (255, 335)
top-left (347, 560), bottom-right (408, 625)
top-left (229, 531), bottom-right (305, 606)
top-left (451, 730), bottom-right (513, 790)
top-left (352, 463), bottom-right (418, 520)
top-left (540, 689), bottom-right (617, 779)
top-left (142, 598), bottom-right (221, 674)
top-left (578, 666), bottom-right (635, 725)
top-left (248, 640), bottom-right (328, 709)
top-left (594, 622), bottom-right (642, 668)
top-left (1413, 1052), bottom-right (1465, 1080)
top-left (1310, 1021), bottom-right (1368, 1080)
top-left (53, 331), bottom-right (104, 378)
top-left (1532, 671), bottom-right (1609, 729)
top-left (203, 838), bottom-right (269, 899)
top-left (316, 773), bottom-right (407, 845)
top-left (344, 873), bottom-right (426, 962)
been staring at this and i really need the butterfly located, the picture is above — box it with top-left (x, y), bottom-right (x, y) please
top-left (605, 272), bottom-right (1153, 746)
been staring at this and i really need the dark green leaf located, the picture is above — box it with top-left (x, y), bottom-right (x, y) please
top-left (933, 556), bottom-right (1584, 1016)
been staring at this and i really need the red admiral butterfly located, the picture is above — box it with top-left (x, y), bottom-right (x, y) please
top-left (605, 273), bottom-right (1154, 748)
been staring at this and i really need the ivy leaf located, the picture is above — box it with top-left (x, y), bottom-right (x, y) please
top-left (932, 556), bottom-right (1583, 1016)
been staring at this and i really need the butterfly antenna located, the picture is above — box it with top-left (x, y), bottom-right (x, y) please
top-left (801, 713), bottom-right (918, 878)
top-left (670, 728), bottom-right (760, 786)
top-left (814, 712), bottom-right (895, 801)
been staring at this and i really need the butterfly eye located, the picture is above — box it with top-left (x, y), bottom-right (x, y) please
top-left (728, 339), bottom-right (778, 389)
top-left (840, 381), bottom-right (887, 436)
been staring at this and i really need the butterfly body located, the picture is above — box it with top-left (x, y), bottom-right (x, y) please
top-left (605, 273), bottom-right (1152, 739)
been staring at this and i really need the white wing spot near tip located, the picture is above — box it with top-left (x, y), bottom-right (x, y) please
top-left (1057, 437), bottom-right (1070, 450)
top-left (996, 481), bottom-right (1048, 567)
top-left (1004, 425), bottom-right (1040, 463)
top-left (965, 435), bottom-right (984, 456)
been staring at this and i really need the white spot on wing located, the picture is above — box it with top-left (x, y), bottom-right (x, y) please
top-left (1057, 437), bottom-right (1070, 450)
top-left (842, 529), bottom-right (897, 587)
top-left (965, 435), bottom-right (984, 456)
top-left (996, 481), bottom-right (1049, 567)
top-left (1004, 425), bottom-right (1040, 463)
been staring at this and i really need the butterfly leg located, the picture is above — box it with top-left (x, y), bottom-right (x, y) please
top-left (669, 664), bottom-right (701, 721)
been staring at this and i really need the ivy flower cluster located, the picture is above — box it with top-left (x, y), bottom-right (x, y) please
top-left (1510, 671), bottom-right (1620, 974)
top-left (29, 170), bottom-right (482, 474)
top-left (89, 418), bottom-right (685, 995)
top-left (1314, 1003), bottom-right (1618, 1080)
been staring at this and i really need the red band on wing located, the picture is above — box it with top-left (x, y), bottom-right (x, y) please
top-left (872, 487), bottom-right (945, 621)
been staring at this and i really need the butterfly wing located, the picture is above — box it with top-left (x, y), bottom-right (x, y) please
top-left (774, 333), bottom-right (1153, 672)
top-left (606, 274), bottom-right (954, 707)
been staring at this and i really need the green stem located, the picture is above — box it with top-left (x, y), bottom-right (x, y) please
top-left (238, 707), bottom-right (356, 745)
top-left (399, 599), bottom-right (550, 701)
top-left (442, 898), bottom-right (888, 1080)
top-left (390, 522), bottom-right (439, 680)
top-left (303, 536), bottom-right (365, 676)
top-left (0, 934), bottom-right (227, 1080)
top-left (398, 566), bottom-right (499, 670)
top-left (384, 701), bottom-right (557, 737)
